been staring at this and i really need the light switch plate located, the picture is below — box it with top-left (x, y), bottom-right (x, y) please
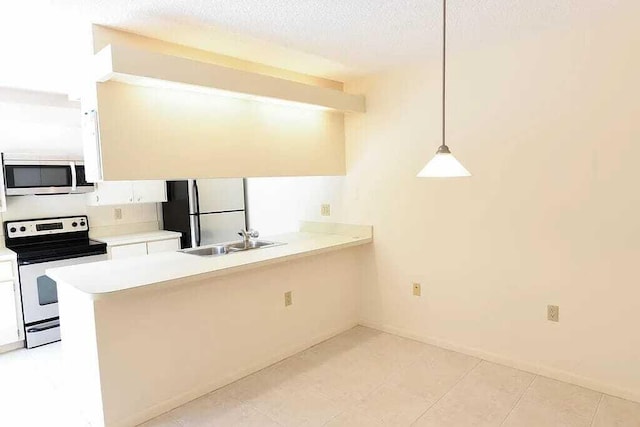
top-left (320, 204), bottom-right (331, 217)
top-left (547, 305), bottom-right (559, 322)
top-left (114, 208), bottom-right (123, 220)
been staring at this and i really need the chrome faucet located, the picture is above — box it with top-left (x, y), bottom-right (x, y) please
top-left (239, 229), bottom-right (259, 246)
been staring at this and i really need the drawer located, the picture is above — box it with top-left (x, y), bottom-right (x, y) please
top-left (0, 261), bottom-right (14, 281)
top-left (147, 238), bottom-right (180, 255)
top-left (110, 243), bottom-right (148, 260)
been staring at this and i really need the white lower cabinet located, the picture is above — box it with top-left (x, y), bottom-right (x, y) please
top-left (110, 242), bottom-right (148, 260)
top-left (147, 239), bottom-right (180, 254)
top-left (88, 180), bottom-right (167, 206)
top-left (107, 237), bottom-right (181, 260)
top-left (0, 261), bottom-right (13, 281)
top-left (0, 280), bottom-right (19, 346)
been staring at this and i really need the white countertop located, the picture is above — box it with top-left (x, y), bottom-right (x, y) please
top-left (0, 247), bottom-right (16, 262)
top-left (47, 222), bottom-right (372, 299)
top-left (93, 230), bottom-right (182, 246)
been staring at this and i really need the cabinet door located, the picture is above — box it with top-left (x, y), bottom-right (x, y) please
top-left (147, 238), bottom-right (180, 254)
top-left (110, 243), bottom-right (148, 260)
top-left (133, 181), bottom-right (167, 204)
top-left (88, 181), bottom-right (134, 206)
top-left (0, 163), bottom-right (6, 213)
top-left (0, 281), bottom-right (19, 345)
top-left (0, 261), bottom-right (13, 282)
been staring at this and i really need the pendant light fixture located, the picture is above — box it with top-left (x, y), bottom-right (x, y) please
top-left (417, 0), bottom-right (471, 178)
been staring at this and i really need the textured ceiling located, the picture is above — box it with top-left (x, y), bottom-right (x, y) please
top-left (0, 0), bottom-right (621, 94)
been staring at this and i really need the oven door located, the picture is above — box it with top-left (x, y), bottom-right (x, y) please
top-left (18, 254), bottom-right (108, 325)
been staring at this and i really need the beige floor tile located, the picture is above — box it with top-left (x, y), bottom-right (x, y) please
top-left (168, 391), bottom-right (280, 427)
top-left (388, 344), bottom-right (480, 403)
top-left (323, 408), bottom-right (386, 427)
top-left (301, 350), bottom-right (396, 405)
top-left (413, 361), bottom-right (534, 427)
top-left (245, 380), bottom-right (344, 426)
top-left (592, 395), bottom-right (640, 427)
top-left (355, 384), bottom-right (432, 426)
top-left (502, 376), bottom-right (601, 427)
top-left (294, 337), bottom-right (406, 405)
top-left (330, 325), bottom-right (383, 346)
top-left (7, 326), bottom-right (639, 427)
top-left (138, 411), bottom-right (183, 427)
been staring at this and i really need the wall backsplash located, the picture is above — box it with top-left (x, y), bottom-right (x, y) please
top-left (0, 194), bottom-right (161, 244)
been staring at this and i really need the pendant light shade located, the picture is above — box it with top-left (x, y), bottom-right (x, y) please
top-left (417, 0), bottom-right (471, 178)
top-left (417, 145), bottom-right (471, 178)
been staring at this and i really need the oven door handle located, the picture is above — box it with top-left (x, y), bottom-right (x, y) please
top-left (27, 322), bottom-right (60, 333)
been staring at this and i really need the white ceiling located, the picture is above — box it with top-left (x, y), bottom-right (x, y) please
top-left (0, 0), bottom-right (620, 94)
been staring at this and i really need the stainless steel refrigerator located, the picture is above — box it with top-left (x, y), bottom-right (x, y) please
top-left (162, 179), bottom-right (247, 248)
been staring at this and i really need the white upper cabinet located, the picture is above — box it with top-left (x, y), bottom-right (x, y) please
top-left (132, 180), bottom-right (168, 203)
top-left (0, 171), bottom-right (6, 213)
top-left (79, 27), bottom-right (360, 182)
top-left (88, 180), bottom-right (167, 206)
top-left (0, 153), bottom-right (6, 213)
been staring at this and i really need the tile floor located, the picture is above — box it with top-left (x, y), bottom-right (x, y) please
top-left (1, 327), bottom-right (639, 426)
top-left (0, 341), bottom-right (91, 426)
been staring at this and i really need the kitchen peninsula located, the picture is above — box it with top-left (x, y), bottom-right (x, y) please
top-left (47, 222), bottom-right (372, 427)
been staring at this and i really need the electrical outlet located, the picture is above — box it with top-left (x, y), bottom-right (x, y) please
top-left (114, 208), bottom-right (123, 220)
top-left (547, 305), bottom-right (559, 322)
top-left (320, 204), bottom-right (331, 217)
top-left (412, 283), bottom-right (421, 296)
top-left (284, 291), bottom-right (293, 307)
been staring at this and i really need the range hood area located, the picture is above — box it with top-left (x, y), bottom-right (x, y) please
top-left (81, 26), bottom-right (366, 183)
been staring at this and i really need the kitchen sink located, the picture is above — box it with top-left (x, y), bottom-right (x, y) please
top-left (181, 240), bottom-right (284, 257)
top-left (183, 245), bottom-right (230, 257)
top-left (225, 240), bottom-right (280, 251)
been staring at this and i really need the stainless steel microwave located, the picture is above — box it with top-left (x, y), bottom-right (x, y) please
top-left (2, 153), bottom-right (94, 196)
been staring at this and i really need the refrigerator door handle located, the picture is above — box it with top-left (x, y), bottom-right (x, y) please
top-left (189, 214), bottom-right (199, 248)
top-left (193, 180), bottom-right (202, 246)
top-left (193, 181), bottom-right (201, 214)
top-left (196, 214), bottom-right (201, 246)
top-left (187, 179), bottom-right (197, 215)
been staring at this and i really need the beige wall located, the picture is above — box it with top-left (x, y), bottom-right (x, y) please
top-left (0, 195), bottom-right (160, 241)
top-left (246, 176), bottom-right (346, 235)
top-left (342, 3), bottom-right (640, 401)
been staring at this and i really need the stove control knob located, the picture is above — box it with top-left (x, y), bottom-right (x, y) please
top-left (20, 226), bottom-right (26, 232)
top-left (72, 222), bottom-right (78, 227)
top-left (80, 221), bottom-right (86, 227)
top-left (9, 227), bottom-right (16, 233)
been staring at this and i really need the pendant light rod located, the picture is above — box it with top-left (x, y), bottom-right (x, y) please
top-left (442, 0), bottom-right (447, 149)
top-left (416, 0), bottom-right (471, 178)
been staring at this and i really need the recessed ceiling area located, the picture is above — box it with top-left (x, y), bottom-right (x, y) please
top-left (0, 0), bottom-right (620, 94)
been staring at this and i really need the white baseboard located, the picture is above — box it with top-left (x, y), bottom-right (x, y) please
top-left (359, 320), bottom-right (640, 404)
top-left (114, 322), bottom-right (360, 427)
